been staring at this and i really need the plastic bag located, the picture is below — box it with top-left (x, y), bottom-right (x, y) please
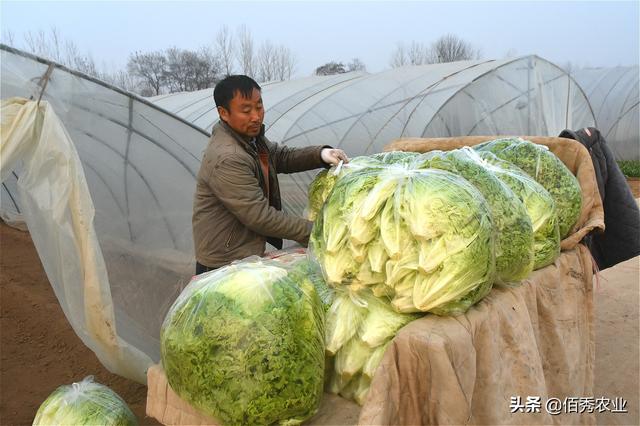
top-left (32, 376), bottom-right (137, 426)
top-left (415, 148), bottom-right (534, 285)
top-left (160, 258), bottom-right (325, 425)
top-left (478, 151), bottom-right (561, 269)
top-left (326, 289), bottom-right (418, 406)
top-left (475, 137), bottom-right (582, 238)
top-left (310, 165), bottom-right (496, 316)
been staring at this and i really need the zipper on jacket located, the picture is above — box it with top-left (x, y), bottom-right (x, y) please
top-left (225, 223), bottom-right (237, 248)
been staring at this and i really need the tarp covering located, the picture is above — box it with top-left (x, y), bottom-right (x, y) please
top-left (360, 245), bottom-right (595, 425)
top-left (573, 66), bottom-right (639, 161)
top-left (0, 45), bottom-right (211, 383)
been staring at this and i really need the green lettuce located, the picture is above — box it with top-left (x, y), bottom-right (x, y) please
top-left (312, 165), bottom-right (496, 316)
top-left (415, 148), bottom-right (534, 284)
top-left (161, 260), bottom-right (325, 426)
top-left (475, 137), bottom-right (582, 238)
top-left (478, 151), bottom-right (561, 269)
top-left (33, 376), bottom-right (137, 426)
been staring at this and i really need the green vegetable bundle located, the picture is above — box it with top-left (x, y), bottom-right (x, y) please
top-left (306, 153), bottom-right (420, 221)
top-left (310, 165), bottom-right (496, 315)
top-left (414, 148), bottom-right (534, 284)
top-left (474, 137), bottom-right (582, 238)
top-left (160, 259), bottom-right (325, 426)
top-left (477, 151), bottom-right (560, 269)
top-left (33, 376), bottom-right (137, 426)
top-left (325, 290), bottom-right (420, 405)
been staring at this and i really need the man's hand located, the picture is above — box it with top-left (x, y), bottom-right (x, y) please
top-left (321, 148), bottom-right (349, 166)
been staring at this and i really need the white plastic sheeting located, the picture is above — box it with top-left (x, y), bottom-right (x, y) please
top-left (154, 55), bottom-right (595, 216)
top-left (0, 45), bottom-right (210, 383)
top-left (573, 66), bottom-right (639, 160)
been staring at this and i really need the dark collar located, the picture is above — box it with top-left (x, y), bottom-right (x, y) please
top-left (217, 121), bottom-right (266, 154)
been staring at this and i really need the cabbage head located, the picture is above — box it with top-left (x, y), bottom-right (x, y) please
top-left (306, 155), bottom-right (390, 221)
top-left (474, 137), bottom-right (582, 238)
top-left (312, 165), bottom-right (496, 316)
top-left (478, 151), bottom-right (560, 269)
top-left (370, 151), bottom-right (420, 166)
top-left (414, 148), bottom-right (534, 284)
top-left (33, 376), bottom-right (137, 426)
top-left (326, 289), bottom-right (419, 406)
top-left (161, 260), bottom-right (325, 426)
top-left (306, 169), bottom-right (337, 221)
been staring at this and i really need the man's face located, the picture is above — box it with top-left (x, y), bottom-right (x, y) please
top-left (217, 88), bottom-right (264, 138)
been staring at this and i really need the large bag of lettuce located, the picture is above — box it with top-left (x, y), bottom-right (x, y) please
top-left (310, 164), bottom-right (496, 315)
top-left (160, 258), bottom-right (325, 425)
top-left (474, 137), bottom-right (582, 238)
top-left (32, 376), bottom-right (137, 426)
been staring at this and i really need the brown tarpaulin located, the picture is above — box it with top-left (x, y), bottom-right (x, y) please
top-left (358, 136), bottom-right (604, 425)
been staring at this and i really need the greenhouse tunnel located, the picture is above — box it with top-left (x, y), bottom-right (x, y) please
top-left (153, 54), bottom-right (596, 217)
top-left (1, 46), bottom-right (598, 383)
top-left (1, 45), bottom-right (210, 382)
top-left (573, 65), bottom-right (639, 160)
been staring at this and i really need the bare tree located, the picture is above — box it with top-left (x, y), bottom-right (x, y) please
top-left (408, 41), bottom-right (430, 65)
top-left (127, 51), bottom-right (167, 95)
top-left (20, 27), bottom-right (99, 76)
top-left (315, 61), bottom-right (346, 76)
top-left (194, 47), bottom-right (221, 89)
top-left (164, 47), bottom-right (190, 92)
top-left (236, 25), bottom-right (256, 78)
top-left (390, 41), bottom-right (429, 67)
top-left (63, 39), bottom-right (98, 75)
top-left (274, 45), bottom-right (296, 80)
top-left (256, 41), bottom-right (296, 82)
top-left (101, 69), bottom-right (138, 92)
top-left (257, 40), bottom-right (277, 82)
top-left (1, 29), bottom-right (15, 46)
top-left (429, 34), bottom-right (480, 63)
top-left (23, 29), bottom-right (49, 58)
top-left (215, 25), bottom-right (234, 76)
top-left (390, 42), bottom-right (408, 68)
top-left (347, 58), bottom-right (366, 72)
top-left (164, 47), bottom-right (221, 92)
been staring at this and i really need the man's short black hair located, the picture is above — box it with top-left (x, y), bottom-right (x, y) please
top-left (214, 75), bottom-right (261, 110)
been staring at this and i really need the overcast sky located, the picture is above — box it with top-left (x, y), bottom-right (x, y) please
top-left (2, 0), bottom-right (638, 77)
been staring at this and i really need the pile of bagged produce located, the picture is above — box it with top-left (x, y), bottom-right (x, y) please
top-left (308, 138), bottom-right (582, 405)
top-left (157, 137), bottom-right (583, 419)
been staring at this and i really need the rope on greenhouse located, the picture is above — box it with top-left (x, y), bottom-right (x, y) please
top-left (35, 63), bottom-right (54, 107)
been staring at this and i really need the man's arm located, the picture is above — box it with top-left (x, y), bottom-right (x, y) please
top-left (207, 154), bottom-right (312, 244)
top-left (267, 140), bottom-right (329, 174)
top-left (267, 141), bottom-right (349, 173)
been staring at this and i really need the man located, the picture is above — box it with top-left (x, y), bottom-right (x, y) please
top-left (193, 75), bottom-right (349, 274)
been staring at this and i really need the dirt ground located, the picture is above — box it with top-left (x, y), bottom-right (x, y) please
top-left (627, 177), bottom-right (640, 199)
top-left (1, 179), bottom-right (638, 425)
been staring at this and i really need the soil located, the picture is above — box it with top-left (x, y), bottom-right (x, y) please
top-left (627, 176), bottom-right (640, 198)
top-left (0, 223), bottom-right (158, 425)
top-left (1, 178), bottom-right (638, 425)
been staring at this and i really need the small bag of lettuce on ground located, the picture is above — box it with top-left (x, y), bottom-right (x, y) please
top-left (160, 258), bottom-right (325, 426)
top-left (33, 376), bottom-right (137, 426)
